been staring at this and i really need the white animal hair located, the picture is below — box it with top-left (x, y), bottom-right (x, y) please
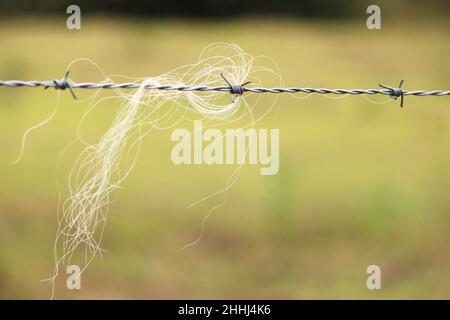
top-left (43, 43), bottom-right (282, 296)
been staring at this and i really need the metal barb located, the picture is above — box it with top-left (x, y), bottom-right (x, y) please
top-left (379, 80), bottom-right (404, 107)
top-left (220, 73), bottom-right (251, 99)
top-left (45, 70), bottom-right (77, 100)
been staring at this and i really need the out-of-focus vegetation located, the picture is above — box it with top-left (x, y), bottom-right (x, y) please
top-left (0, 0), bottom-right (449, 19)
top-left (0, 16), bottom-right (449, 299)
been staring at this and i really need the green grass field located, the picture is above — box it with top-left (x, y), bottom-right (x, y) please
top-left (0, 17), bottom-right (449, 299)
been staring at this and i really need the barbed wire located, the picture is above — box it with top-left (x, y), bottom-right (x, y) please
top-left (1, 71), bottom-right (449, 107)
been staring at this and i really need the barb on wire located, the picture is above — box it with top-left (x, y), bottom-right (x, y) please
top-left (220, 73), bottom-right (252, 103)
top-left (379, 80), bottom-right (404, 107)
top-left (44, 70), bottom-right (77, 100)
top-left (1, 71), bottom-right (449, 107)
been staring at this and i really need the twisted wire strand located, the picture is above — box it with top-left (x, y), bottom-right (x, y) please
top-left (1, 79), bottom-right (449, 96)
top-left (1, 77), bottom-right (449, 109)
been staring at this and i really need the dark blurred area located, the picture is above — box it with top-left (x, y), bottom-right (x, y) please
top-left (0, 0), bottom-right (448, 19)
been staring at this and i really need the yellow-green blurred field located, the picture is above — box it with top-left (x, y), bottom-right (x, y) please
top-left (0, 17), bottom-right (449, 299)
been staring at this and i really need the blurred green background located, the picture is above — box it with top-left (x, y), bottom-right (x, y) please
top-left (0, 1), bottom-right (449, 299)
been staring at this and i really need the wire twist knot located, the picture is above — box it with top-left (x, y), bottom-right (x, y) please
top-left (379, 80), bottom-right (404, 107)
top-left (220, 73), bottom-right (251, 101)
top-left (45, 70), bottom-right (77, 99)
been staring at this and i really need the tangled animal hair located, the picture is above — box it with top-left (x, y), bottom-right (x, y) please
top-left (41, 43), bottom-right (283, 296)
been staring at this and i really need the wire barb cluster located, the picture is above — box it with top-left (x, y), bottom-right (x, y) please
top-left (379, 80), bottom-right (405, 107)
top-left (1, 71), bottom-right (449, 107)
top-left (43, 71), bottom-right (78, 100)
